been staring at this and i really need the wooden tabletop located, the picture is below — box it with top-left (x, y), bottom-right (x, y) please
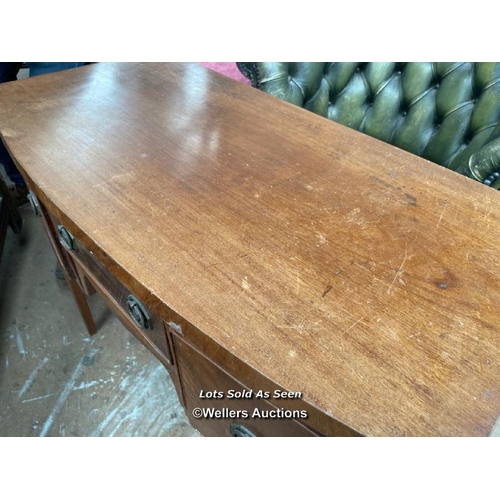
top-left (2, 62), bottom-right (500, 436)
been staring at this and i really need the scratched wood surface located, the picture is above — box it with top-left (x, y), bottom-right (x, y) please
top-left (1, 62), bottom-right (500, 436)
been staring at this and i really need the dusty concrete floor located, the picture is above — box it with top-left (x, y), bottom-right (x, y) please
top-left (0, 204), bottom-right (197, 437)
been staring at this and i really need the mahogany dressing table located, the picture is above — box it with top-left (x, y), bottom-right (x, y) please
top-left (1, 62), bottom-right (500, 436)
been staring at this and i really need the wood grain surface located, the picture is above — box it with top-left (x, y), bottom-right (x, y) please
top-left (1, 62), bottom-right (500, 436)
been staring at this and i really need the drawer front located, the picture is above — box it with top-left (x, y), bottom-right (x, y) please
top-left (173, 335), bottom-right (318, 437)
top-left (53, 218), bottom-right (173, 367)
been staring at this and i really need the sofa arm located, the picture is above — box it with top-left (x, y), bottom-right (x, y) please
top-left (237, 62), bottom-right (321, 108)
top-left (457, 137), bottom-right (500, 189)
top-left (237, 62), bottom-right (287, 90)
top-left (236, 63), bottom-right (259, 87)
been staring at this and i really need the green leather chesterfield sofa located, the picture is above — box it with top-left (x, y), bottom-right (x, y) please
top-left (237, 63), bottom-right (500, 188)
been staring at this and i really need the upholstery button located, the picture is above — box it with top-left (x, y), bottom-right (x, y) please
top-left (396, 71), bottom-right (402, 76)
top-left (435, 83), bottom-right (440, 89)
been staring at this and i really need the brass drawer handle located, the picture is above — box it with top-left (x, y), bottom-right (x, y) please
top-left (126, 294), bottom-right (152, 330)
top-left (57, 224), bottom-right (76, 251)
top-left (27, 191), bottom-right (40, 216)
top-left (229, 423), bottom-right (255, 437)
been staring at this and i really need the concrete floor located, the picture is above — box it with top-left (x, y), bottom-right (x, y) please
top-left (0, 204), bottom-right (197, 437)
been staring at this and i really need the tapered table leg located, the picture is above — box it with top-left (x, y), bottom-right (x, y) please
top-left (39, 203), bottom-right (97, 335)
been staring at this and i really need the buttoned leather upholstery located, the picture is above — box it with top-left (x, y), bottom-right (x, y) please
top-left (237, 62), bottom-right (500, 188)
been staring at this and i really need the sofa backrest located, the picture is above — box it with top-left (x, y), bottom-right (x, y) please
top-left (238, 62), bottom-right (500, 172)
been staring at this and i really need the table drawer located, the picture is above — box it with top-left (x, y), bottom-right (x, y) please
top-left (54, 218), bottom-right (173, 367)
top-left (173, 335), bottom-right (318, 437)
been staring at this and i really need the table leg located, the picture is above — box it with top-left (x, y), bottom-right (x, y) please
top-left (39, 203), bottom-right (97, 335)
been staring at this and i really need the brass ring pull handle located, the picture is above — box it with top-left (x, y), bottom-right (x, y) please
top-left (126, 295), bottom-right (152, 330)
top-left (229, 423), bottom-right (255, 437)
top-left (57, 224), bottom-right (76, 251)
top-left (27, 191), bottom-right (40, 216)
